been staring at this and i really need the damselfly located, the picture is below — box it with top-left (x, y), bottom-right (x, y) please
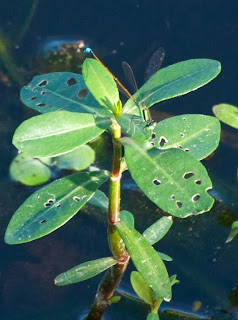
top-left (84, 47), bottom-right (165, 127)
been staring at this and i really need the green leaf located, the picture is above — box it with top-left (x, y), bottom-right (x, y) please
top-left (20, 72), bottom-right (112, 117)
top-left (116, 114), bottom-right (152, 140)
top-left (157, 252), bottom-right (173, 262)
top-left (88, 189), bottom-right (109, 211)
top-left (109, 296), bottom-right (121, 304)
top-left (9, 153), bottom-right (51, 186)
top-left (83, 58), bottom-right (119, 112)
top-left (143, 216), bottom-right (173, 245)
top-left (120, 210), bottom-right (135, 229)
top-left (55, 257), bottom-right (117, 286)
top-left (116, 222), bottom-right (171, 300)
top-left (13, 110), bottom-right (111, 157)
top-left (121, 138), bottom-right (214, 218)
top-left (130, 271), bottom-right (154, 305)
top-left (5, 170), bottom-right (110, 244)
top-left (123, 59), bottom-right (221, 115)
top-left (146, 313), bottom-right (159, 320)
top-left (170, 274), bottom-right (180, 286)
top-left (152, 115), bottom-right (221, 160)
top-left (213, 103), bottom-right (238, 129)
top-left (56, 145), bottom-right (95, 170)
top-left (226, 221), bottom-right (238, 243)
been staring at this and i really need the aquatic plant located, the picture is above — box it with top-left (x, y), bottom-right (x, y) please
top-left (5, 50), bottom-right (221, 319)
top-left (213, 103), bottom-right (238, 243)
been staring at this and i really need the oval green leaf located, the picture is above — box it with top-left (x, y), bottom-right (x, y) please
top-left (170, 274), bottom-right (179, 286)
top-left (213, 103), bottom-right (238, 129)
top-left (143, 216), bottom-right (173, 245)
top-left (226, 221), bottom-right (238, 243)
top-left (121, 138), bottom-right (214, 218)
top-left (120, 210), bottom-right (135, 229)
top-left (20, 72), bottom-right (112, 117)
top-left (55, 257), bottom-right (117, 286)
top-left (153, 115), bottom-right (221, 160)
top-left (83, 58), bottom-right (119, 112)
top-left (130, 271), bottom-right (154, 305)
top-left (123, 59), bottom-right (221, 115)
top-left (13, 110), bottom-right (111, 157)
top-left (88, 189), bottom-right (109, 211)
top-left (5, 170), bottom-right (110, 244)
top-left (157, 252), bottom-right (173, 262)
top-left (56, 145), bottom-right (95, 170)
top-left (116, 221), bottom-right (171, 300)
top-left (9, 153), bottom-right (51, 186)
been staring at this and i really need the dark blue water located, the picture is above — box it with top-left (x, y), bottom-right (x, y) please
top-left (1, 1), bottom-right (238, 319)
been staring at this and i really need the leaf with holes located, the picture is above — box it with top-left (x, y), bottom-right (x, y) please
top-left (116, 222), bottom-right (171, 300)
top-left (83, 58), bottom-right (119, 112)
top-left (56, 145), bottom-right (95, 171)
top-left (213, 103), bottom-right (238, 129)
top-left (13, 110), bottom-right (111, 157)
top-left (226, 221), bottom-right (238, 243)
top-left (143, 216), bottom-right (173, 245)
top-left (9, 153), bottom-right (51, 186)
top-left (88, 190), bottom-right (109, 211)
top-left (130, 271), bottom-right (154, 305)
top-left (121, 138), bottom-right (214, 218)
top-left (20, 72), bottom-right (112, 117)
top-left (4, 170), bottom-right (110, 244)
top-left (123, 59), bottom-right (221, 115)
top-left (55, 257), bottom-right (117, 286)
top-left (152, 115), bottom-right (221, 160)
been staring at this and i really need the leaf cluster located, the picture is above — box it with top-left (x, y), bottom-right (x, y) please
top-left (5, 54), bottom-right (221, 318)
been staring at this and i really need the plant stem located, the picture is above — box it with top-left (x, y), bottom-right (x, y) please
top-left (86, 261), bottom-right (129, 320)
top-left (86, 121), bottom-right (130, 319)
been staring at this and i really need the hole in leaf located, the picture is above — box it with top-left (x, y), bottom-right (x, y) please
top-left (184, 148), bottom-right (190, 152)
top-left (205, 128), bottom-right (210, 132)
top-left (29, 96), bottom-right (37, 100)
top-left (183, 117), bottom-right (186, 120)
top-left (82, 195), bottom-right (88, 200)
top-left (41, 91), bottom-right (46, 95)
top-left (180, 133), bottom-right (185, 138)
top-left (159, 136), bottom-right (168, 147)
top-left (151, 142), bottom-right (155, 146)
top-left (73, 196), bottom-right (81, 202)
top-left (78, 88), bottom-right (88, 98)
top-left (37, 103), bottom-right (46, 107)
top-left (67, 77), bottom-right (77, 86)
top-left (153, 179), bottom-right (161, 186)
top-left (38, 80), bottom-right (48, 87)
top-left (183, 172), bottom-right (194, 179)
top-left (178, 145), bottom-right (183, 149)
top-left (56, 203), bottom-right (61, 208)
top-left (195, 179), bottom-right (202, 185)
top-left (40, 219), bottom-right (47, 223)
top-left (44, 198), bottom-right (55, 207)
top-left (171, 195), bottom-right (176, 200)
top-left (151, 133), bottom-right (156, 140)
top-left (176, 201), bottom-right (183, 209)
top-left (192, 194), bottom-right (200, 202)
top-left (206, 187), bottom-right (212, 194)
